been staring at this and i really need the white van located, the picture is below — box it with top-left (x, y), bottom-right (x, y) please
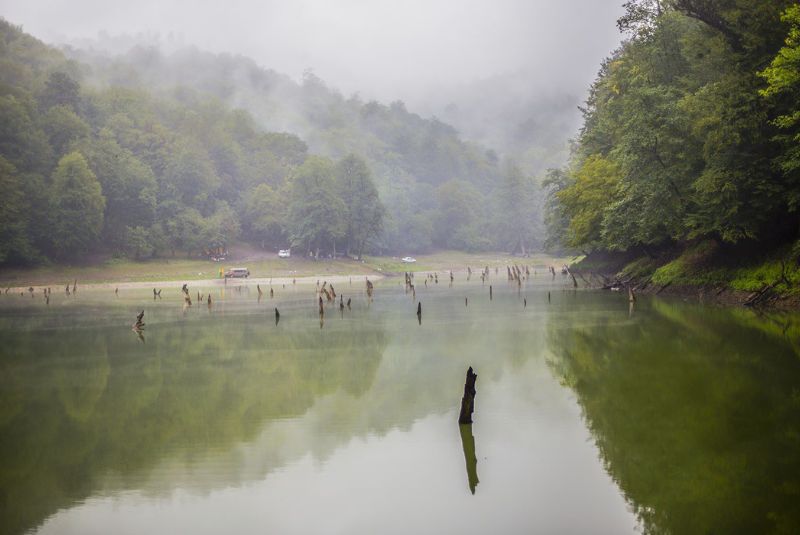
top-left (225, 267), bottom-right (250, 278)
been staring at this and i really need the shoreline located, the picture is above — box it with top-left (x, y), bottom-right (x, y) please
top-left (0, 273), bottom-right (388, 293)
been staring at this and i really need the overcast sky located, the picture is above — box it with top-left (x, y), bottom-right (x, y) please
top-left (0, 0), bottom-right (625, 105)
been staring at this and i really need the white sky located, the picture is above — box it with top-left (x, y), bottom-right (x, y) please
top-left (0, 0), bottom-right (625, 105)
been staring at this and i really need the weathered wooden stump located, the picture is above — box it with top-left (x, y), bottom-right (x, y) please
top-left (133, 310), bottom-right (145, 331)
top-left (458, 367), bottom-right (478, 424)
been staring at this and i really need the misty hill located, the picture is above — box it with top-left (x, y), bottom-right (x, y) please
top-left (66, 44), bottom-right (501, 192)
top-left (0, 19), bottom-right (545, 265)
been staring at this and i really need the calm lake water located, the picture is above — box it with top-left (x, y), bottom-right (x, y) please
top-left (1, 275), bottom-right (799, 534)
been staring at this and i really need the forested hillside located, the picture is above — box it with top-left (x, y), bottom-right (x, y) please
top-left (0, 20), bottom-right (544, 266)
top-left (546, 0), bottom-right (800, 292)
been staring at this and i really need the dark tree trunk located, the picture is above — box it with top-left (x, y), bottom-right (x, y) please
top-left (458, 367), bottom-right (478, 424)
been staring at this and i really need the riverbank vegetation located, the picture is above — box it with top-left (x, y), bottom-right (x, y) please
top-left (545, 1), bottom-right (800, 300)
top-left (0, 20), bottom-right (546, 269)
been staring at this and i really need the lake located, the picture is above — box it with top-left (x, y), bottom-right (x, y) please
top-left (1, 274), bottom-right (799, 534)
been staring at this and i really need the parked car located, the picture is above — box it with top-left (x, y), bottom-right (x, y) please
top-left (278, 249), bottom-right (291, 258)
top-left (225, 267), bottom-right (250, 278)
top-left (401, 256), bottom-right (417, 263)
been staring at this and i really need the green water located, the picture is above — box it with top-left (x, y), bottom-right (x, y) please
top-left (1, 276), bottom-right (799, 534)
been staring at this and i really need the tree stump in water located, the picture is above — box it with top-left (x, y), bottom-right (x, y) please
top-left (458, 367), bottom-right (478, 424)
top-left (133, 310), bottom-right (145, 331)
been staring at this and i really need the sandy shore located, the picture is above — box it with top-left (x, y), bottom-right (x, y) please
top-left (3, 274), bottom-right (387, 293)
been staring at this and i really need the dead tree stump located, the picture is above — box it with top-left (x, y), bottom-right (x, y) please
top-left (458, 367), bottom-right (478, 424)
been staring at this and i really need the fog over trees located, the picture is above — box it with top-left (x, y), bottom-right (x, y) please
top-left (8, 1), bottom-right (798, 266)
top-left (0, 0), bottom-right (624, 264)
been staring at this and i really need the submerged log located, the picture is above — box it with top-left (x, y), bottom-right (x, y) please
top-left (458, 367), bottom-right (478, 424)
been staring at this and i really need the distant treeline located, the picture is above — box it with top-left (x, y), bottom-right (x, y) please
top-left (545, 0), bottom-right (800, 254)
top-left (0, 20), bottom-right (543, 265)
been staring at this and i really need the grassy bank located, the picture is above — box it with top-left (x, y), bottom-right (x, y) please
top-left (570, 240), bottom-right (800, 307)
top-left (0, 251), bottom-right (576, 287)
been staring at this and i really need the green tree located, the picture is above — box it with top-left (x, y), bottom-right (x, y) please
top-left (0, 156), bottom-right (35, 263)
top-left (39, 71), bottom-right (81, 111)
top-left (434, 180), bottom-right (486, 251)
top-left (82, 130), bottom-right (157, 249)
top-left (335, 154), bottom-right (385, 259)
top-left (497, 160), bottom-right (539, 255)
top-left (243, 183), bottom-right (285, 247)
top-left (162, 140), bottom-right (220, 210)
top-left (41, 105), bottom-right (90, 157)
top-left (287, 156), bottom-right (346, 257)
top-left (760, 4), bottom-right (800, 210)
top-left (123, 225), bottom-right (154, 259)
top-left (49, 152), bottom-right (106, 257)
top-left (557, 155), bottom-right (621, 250)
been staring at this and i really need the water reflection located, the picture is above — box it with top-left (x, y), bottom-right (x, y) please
top-left (459, 424), bottom-right (479, 494)
top-left (0, 300), bottom-right (388, 535)
top-left (547, 299), bottom-right (800, 534)
top-left (2, 284), bottom-right (800, 534)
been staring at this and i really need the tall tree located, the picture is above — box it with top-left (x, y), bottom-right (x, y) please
top-left (497, 160), bottom-right (538, 255)
top-left (287, 156), bottom-right (346, 257)
top-left (0, 156), bottom-right (34, 263)
top-left (49, 152), bottom-right (105, 258)
top-left (335, 154), bottom-right (385, 259)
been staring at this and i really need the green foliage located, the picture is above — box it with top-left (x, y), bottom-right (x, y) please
top-left (334, 154), bottom-right (385, 259)
top-left (287, 156), bottom-right (346, 256)
top-left (0, 19), bottom-right (548, 265)
top-left (40, 104), bottom-right (89, 157)
top-left (549, 0), bottom-right (800, 257)
top-left (123, 225), bottom-right (154, 260)
top-left (0, 156), bottom-right (34, 263)
top-left (557, 155), bottom-right (621, 250)
top-left (759, 4), bottom-right (800, 209)
top-left (39, 71), bottom-right (80, 111)
top-left (243, 183), bottom-right (285, 246)
top-left (49, 152), bottom-right (105, 258)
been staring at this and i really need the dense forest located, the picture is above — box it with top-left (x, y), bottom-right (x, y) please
top-left (546, 0), bottom-right (800, 261)
top-left (0, 19), bottom-right (544, 266)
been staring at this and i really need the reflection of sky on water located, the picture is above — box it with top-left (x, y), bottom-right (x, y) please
top-left (38, 357), bottom-right (636, 535)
